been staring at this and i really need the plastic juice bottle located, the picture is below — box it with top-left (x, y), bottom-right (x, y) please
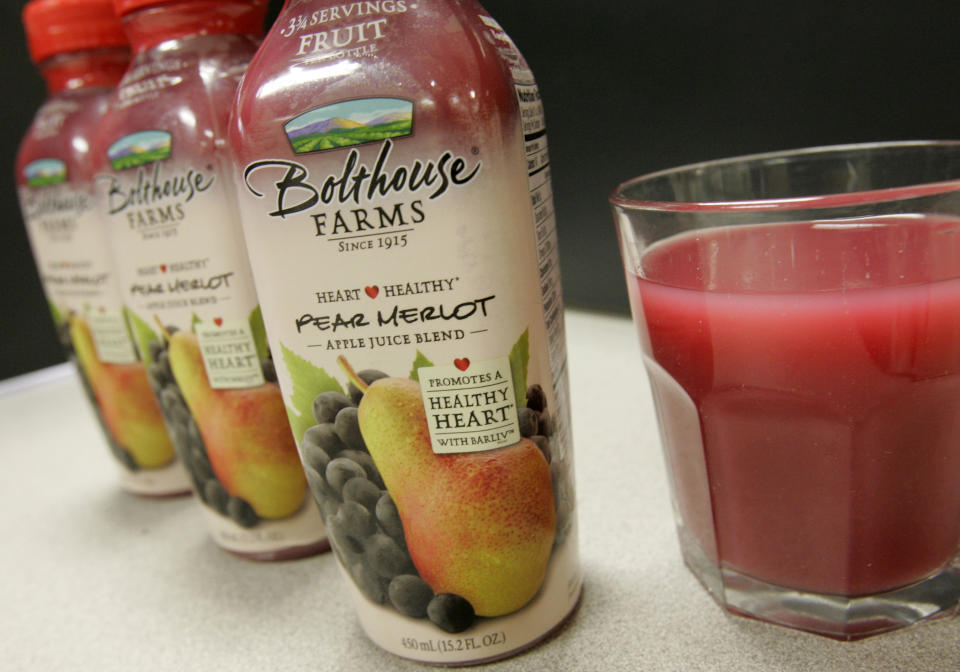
top-left (230, 0), bottom-right (581, 662)
top-left (94, 0), bottom-right (327, 559)
top-left (17, 0), bottom-right (189, 497)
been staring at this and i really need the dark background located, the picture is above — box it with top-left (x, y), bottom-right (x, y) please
top-left (3, 0), bottom-right (959, 380)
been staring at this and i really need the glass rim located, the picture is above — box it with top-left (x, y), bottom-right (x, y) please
top-left (610, 140), bottom-right (960, 213)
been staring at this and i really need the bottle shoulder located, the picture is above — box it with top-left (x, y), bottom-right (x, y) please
top-left (96, 37), bottom-right (258, 162)
top-left (231, 3), bottom-right (522, 158)
top-left (16, 89), bottom-right (114, 185)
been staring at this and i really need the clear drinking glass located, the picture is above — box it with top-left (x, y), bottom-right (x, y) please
top-left (612, 141), bottom-right (960, 639)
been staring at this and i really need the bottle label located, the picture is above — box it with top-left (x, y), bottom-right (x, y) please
top-left (232, 5), bottom-right (579, 662)
top-left (87, 310), bottom-right (139, 364)
top-left (194, 319), bottom-right (266, 389)
top-left (419, 357), bottom-right (522, 454)
top-left (99, 50), bottom-right (326, 555)
top-left (285, 98), bottom-right (414, 153)
top-left (18, 169), bottom-right (187, 494)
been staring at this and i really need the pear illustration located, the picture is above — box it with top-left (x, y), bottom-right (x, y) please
top-left (353, 370), bottom-right (556, 617)
top-left (165, 328), bottom-right (306, 519)
top-left (69, 315), bottom-right (175, 469)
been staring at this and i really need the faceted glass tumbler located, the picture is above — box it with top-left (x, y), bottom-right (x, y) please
top-left (612, 141), bottom-right (960, 639)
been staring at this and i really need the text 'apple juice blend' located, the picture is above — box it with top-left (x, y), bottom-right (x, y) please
top-left (93, 0), bottom-right (327, 559)
top-left (17, 0), bottom-right (190, 496)
top-left (230, 0), bottom-right (581, 662)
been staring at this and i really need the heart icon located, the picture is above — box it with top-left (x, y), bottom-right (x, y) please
top-left (365, 286), bottom-right (379, 299)
top-left (160, 264), bottom-right (167, 272)
top-left (213, 317), bottom-right (223, 326)
top-left (98, 306), bottom-right (106, 313)
top-left (454, 358), bottom-right (470, 371)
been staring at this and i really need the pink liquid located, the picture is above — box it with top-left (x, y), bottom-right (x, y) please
top-left (631, 216), bottom-right (960, 596)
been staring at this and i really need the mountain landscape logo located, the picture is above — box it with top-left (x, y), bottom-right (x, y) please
top-left (107, 130), bottom-right (172, 171)
top-left (284, 98), bottom-right (413, 154)
top-left (24, 158), bottom-right (67, 187)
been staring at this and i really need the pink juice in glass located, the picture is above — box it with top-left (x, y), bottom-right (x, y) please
top-left (630, 215), bottom-right (960, 598)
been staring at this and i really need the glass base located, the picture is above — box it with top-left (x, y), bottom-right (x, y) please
top-left (679, 528), bottom-right (960, 640)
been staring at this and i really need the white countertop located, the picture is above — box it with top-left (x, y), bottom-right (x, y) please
top-left (1, 310), bottom-right (957, 671)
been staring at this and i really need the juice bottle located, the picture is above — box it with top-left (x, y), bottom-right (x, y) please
top-left (94, 0), bottom-right (327, 559)
top-left (17, 0), bottom-right (189, 496)
top-left (230, 0), bottom-right (581, 662)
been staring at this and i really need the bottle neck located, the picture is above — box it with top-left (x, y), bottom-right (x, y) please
top-left (122, 1), bottom-right (265, 55)
top-left (39, 48), bottom-right (130, 94)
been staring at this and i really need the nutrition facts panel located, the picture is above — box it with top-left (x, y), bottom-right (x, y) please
top-left (524, 124), bottom-right (565, 380)
top-left (482, 10), bottom-right (573, 457)
top-left (517, 82), bottom-right (573, 459)
top-left (513, 80), bottom-right (564, 365)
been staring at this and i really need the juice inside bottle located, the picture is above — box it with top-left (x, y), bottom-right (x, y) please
top-left (17, 0), bottom-right (190, 496)
top-left (230, 0), bottom-right (581, 662)
top-left (94, 0), bottom-right (327, 559)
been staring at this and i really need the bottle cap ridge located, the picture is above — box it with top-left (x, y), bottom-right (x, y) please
top-left (23, 0), bottom-right (127, 65)
top-left (113, 0), bottom-right (268, 20)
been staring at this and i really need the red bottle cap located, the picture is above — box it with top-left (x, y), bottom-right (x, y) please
top-left (23, 0), bottom-right (128, 65)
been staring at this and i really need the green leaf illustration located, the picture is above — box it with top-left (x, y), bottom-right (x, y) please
top-left (126, 308), bottom-right (159, 364)
top-left (508, 328), bottom-right (530, 406)
top-left (190, 313), bottom-right (202, 333)
top-left (249, 305), bottom-right (269, 360)
top-left (280, 342), bottom-right (344, 442)
top-left (48, 301), bottom-right (64, 329)
top-left (409, 350), bottom-right (434, 381)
